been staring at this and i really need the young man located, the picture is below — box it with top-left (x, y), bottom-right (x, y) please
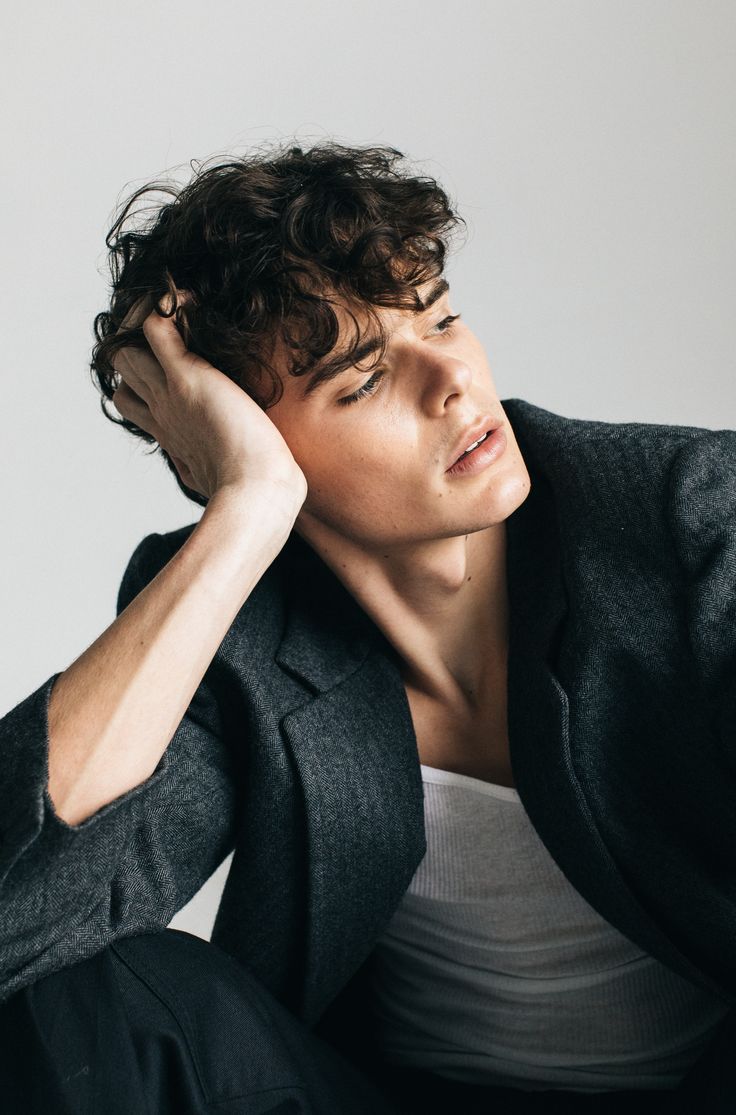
top-left (0, 142), bottom-right (734, 1114)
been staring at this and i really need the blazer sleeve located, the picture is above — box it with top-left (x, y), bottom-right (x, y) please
top-left (0, 531), bottom-right (239, 1003)
top-left (667, 427), bottom-right (736, 774)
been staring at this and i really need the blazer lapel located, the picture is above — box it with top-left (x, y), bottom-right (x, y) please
top-left (274, 532), bottom-right (427, 1025)
top-left (504, 401), bottom-right (729, 999)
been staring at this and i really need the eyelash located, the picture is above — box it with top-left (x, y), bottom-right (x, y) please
top-left (337, 313), bottom-right (462, 406)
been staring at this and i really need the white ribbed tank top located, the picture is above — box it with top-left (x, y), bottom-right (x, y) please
top-left (370, 764), bottom-right (731, 1094)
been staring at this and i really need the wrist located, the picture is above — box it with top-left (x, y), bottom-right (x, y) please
top-left (201, 481), bottom-right (303, 544)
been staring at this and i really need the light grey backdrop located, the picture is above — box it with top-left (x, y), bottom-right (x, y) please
top-left (2, 0), bottom-right (734, 938)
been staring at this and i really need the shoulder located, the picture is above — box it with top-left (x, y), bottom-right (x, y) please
top-left (665, 425), bottom-right (736, 576)
top-left (503, 399), bottom-right (736, 605)
top-left (503, 396), bottom-right (734, 513)
top-left (505, 398), bottom-right (736, 687)
top-left (665, 425), bottom-right (736, 692)
top-left (116, 519), bottom-right (288, 620)
top-left (116, 524), bottom-right (198, 613)
top-left (502, 396), bottom-right (727, 469)
top-left (129, 522), bottom-right (201, 572)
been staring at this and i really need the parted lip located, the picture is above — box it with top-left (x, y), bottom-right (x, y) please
top-left (446, 414), bottom-right (503, 470)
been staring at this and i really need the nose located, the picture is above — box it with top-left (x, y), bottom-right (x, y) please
top-left (421, 350), bottom-right (474, 414)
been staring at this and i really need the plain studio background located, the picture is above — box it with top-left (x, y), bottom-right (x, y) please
top-left (1, 0), bottom-right (734, 939)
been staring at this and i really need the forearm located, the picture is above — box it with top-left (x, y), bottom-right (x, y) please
top-left (47, 485), bottom-right (296, 826)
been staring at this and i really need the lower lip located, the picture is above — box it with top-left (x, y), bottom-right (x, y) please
top-left (446, 425), bottom-right (507, 477)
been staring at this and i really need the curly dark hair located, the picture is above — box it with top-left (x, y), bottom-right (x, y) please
top-left (91, 140), bottom-right (466, 505)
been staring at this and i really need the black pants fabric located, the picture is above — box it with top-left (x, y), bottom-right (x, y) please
top-left (0, 929), bottom-right (730, 1114)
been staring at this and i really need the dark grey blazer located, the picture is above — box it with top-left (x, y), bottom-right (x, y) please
top-left (2, 398), bottom-right (735, 1053)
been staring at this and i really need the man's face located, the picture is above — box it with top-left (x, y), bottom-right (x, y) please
top-left (264, 279), bottom-right (531, 551)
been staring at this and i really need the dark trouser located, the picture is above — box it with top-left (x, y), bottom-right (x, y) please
top-left (0, 929), bottom-right (730, 1114)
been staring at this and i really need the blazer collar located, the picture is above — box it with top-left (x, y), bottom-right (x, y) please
top-left (274, 528), bottom-right (380, 694)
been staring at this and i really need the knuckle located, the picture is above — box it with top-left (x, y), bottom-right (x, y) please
top-left (119, 295), bottom-right (151, 331)
top-left (113, 379), bottom-right (132, 401)
top-left (141, 311), bottom-right (163, 337)
top-left (110, 348), bottom-right (128, 374)
top-left (121, 350), bottom-right (143, 376)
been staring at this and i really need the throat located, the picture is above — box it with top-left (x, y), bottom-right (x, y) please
top-left (404, 662), bottom-right (514, 790)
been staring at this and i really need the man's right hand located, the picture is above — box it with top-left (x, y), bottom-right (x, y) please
top-left (111, 293), bottom-right (308, 512)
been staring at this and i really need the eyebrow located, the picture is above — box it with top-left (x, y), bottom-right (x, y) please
top-left (299, 277), bottom-right (450, 399)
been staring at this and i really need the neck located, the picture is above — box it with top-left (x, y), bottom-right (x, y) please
top-left (294, 516), bottom-right (509, 707)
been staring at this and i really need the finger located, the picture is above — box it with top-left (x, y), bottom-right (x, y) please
top-left (111, 345), bottom-right (166, 402)
top-left (112, 381), bottom-right (163, 442)
top-left (117, 294), bottom-right (155, 333)
top-left (141, 292), bottom-right (197, 379)
top-left (118, 286), bottom-right (193, 332)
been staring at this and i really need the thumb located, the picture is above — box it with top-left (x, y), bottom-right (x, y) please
top-left (142, 291), bottom-right (193, 371)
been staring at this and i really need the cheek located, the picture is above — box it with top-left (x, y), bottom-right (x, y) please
top-left (266, 405), bottom-right (323, 473)
top-left (336, 420), bottom-right (414, 484)
top-left (280, 400), bottom-right (420, 504)
top-left (304, 436), bottom-right (405, 521)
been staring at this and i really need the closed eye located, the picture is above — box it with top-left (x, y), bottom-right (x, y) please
top-left (337, 313), bottom-right (462, 406)
top-left (431, 313), bottom-right (461, 336)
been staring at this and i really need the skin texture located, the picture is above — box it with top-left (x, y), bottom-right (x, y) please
top-left (264, 278), bottom-right (532, 708)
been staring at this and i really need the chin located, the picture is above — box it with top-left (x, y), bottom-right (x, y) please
top-left (462, 470), bottom-right (532, 532)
